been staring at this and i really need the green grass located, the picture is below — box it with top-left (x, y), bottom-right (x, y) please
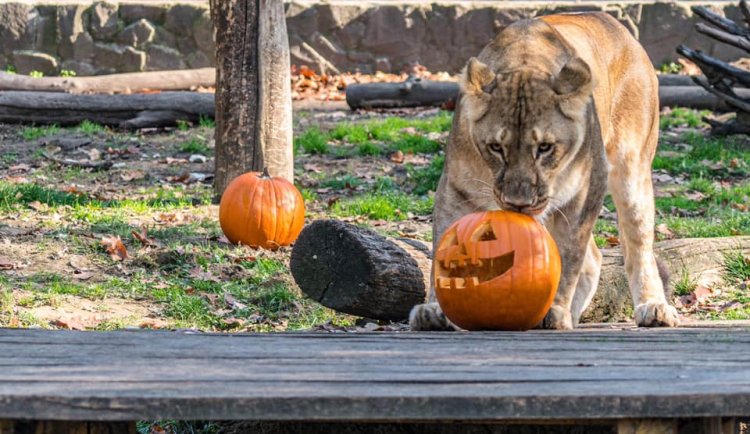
top-left (320, 174), bottom-right (362, 190)
top-left (176, 120), bottom-right (190, 131)
top-left (659, 61), bottom-right (683, 74)
top-left (654, 132), bottom-right (750, 179)
top-left (332, 192), bottom-right (433, 220)
top-left (21, 124), bottom-right (60, 141)
top-left (357, 142), bottom-right (382, 156)
top-left (409, 155), bottom-right (444, 195)
top-left (76, 120), bottom-right (107, 135)
top-left (723, 250), bottom-right (750, 285)
top-left (137, 421), bottom-right (220, 434)
top-left (0, 181), bottom-right (208, 215)
top-left (673, 266), bottom-right (698, 296)
top-left (29, 70), bottom-right (43, 78)
top-left (298, 112), bottom-right (452, 157)
top-left (179, 137), bottom-right (209, 155)
top-left (295, 128), bottom-right (329, 155)
top-left (660, 108), bottom-right (710, 130)
top-left (198, 115), bottom-right (215, 129)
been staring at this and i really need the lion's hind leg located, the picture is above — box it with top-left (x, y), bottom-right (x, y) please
top-left (570, 236), bottom-right (603, 324)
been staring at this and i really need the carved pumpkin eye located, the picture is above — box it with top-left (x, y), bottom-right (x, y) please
top-left (537, 142), bottom-right (555, 155)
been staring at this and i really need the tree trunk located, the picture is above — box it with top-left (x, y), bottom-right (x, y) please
top-left (0, 91), bottom-right (213, 128)
top-left (0, 68), bottom-right (215, 94)
top-left (210, 0), bottom-right (293, 199)
top-left (290, 220), bottom-right (750, 323)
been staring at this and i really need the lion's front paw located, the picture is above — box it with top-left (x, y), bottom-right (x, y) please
top-left (541, 305), bottom-right (573, 330)
top-left (409, 303), bottom-right (459, 331)
top-left (635, 301), bottom-right (680, 327)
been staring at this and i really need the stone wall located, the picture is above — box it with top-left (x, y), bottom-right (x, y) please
top-left (0, 1), bottom-right (213, 75)
top-left (0, 0), bottom-right (744, 76)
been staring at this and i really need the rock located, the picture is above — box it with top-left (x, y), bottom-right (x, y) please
top-left (192, 10), bottom-right (214, 53)
top-left (164, 4), bottom-right (203, 35)
top-left (0, 3), bottom-right (33, 55)
top-left (60, 59), bottom-right (96, 76)
top-left (12, 50), bottom-right (58, 75)
top-left (117, 19), bottom-right (155, 48)
top-left (93, 43), bottom-right (145, 73)
top-left (119, 4), bottom-right (165, 24)
top-left (336, 21), bottom-right (365, 50)
top-left (88, 1), bottom-right (119, 40)
top-left (72, 31), bottom-right (95, 61)
top-left (153, 26), bottom-right (177, 48)
top-left (28, 9), bottom-right (57, 54)
top-left (189, 154), bottom-right (207, 163)
top-left (175, 35), bottom-right (198, 56)
top-left (145, 44), bottom-right (185, 70)
top-left (186, 51), bottom-right (212, 68)
top-left (56, 5), bottom-right (86, 58)
top-left (375, 57), bottom-right (391, 72)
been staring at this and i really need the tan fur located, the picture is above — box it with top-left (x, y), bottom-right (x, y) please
top-left (409, 13), bottom-right (679, 330)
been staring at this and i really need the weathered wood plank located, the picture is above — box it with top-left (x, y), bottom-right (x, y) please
top-left (0, 328), bottom-right (746, 421)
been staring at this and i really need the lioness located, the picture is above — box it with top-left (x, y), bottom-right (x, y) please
top-left (410, 12), bottom-right (679, 330)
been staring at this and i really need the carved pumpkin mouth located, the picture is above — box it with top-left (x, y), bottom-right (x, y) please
top-left (435, 222), bottom-right (515, 290)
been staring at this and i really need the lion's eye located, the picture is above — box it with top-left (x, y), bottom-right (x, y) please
top-left (488, 142), bottom-right (504, 155)
top-left (537, 142), bottom-right (555, 155)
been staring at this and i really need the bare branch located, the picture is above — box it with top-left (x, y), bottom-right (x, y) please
top-left (692, 6), bottom-right (750, 37)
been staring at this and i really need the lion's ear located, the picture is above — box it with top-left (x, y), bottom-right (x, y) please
top-left (460, 57), bottom-right (496, 96)
top-left (553, 57), bottom-right (591, 96)
top-left (554, 57), bottom-right (592, 119)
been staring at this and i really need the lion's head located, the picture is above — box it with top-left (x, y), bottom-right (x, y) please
top-left (459, 19), bottom-right (595, 218)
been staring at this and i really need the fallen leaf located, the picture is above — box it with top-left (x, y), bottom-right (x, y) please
top-left (100, 235), bottom-right (128, 261)
top-left (303, 163), bottom-right (322, 173)
top-left (224, 292), bottom-right (247, 310)
top-left (27, 201), bottom-right (49, 212)
top-left (139, 319), bottom-right (169, 330)
top-left (51, 317), bottom-right (88, 331)
top-left (0, 257), bottom-right (15, 270)
top-left (606, 235), bottom-right (620, 247)
top-left (71, 271), bottom-right (94, 280)
top-left (655, 223), bottom-right (674, 239)
top-left (684, 190), bottom-right (707, 201)
top-left (693, 285), bottom-right (712, 303)
top-left (8, 164), bottom-right (30, 173)
top-left (131, 228), bottom-right (154, 246)
top-left (390, 150), bottom-right (405, 164)
top-left (190, 266), bottom-right (220, 282)
top-left (166, 157), bottom-right (188, 165)
top-left (732, 203), bottom-right (748, 212)
top-left (120, 170), bottom-right (145, 182)
top-left (84, 148), bottom-right (101, 161)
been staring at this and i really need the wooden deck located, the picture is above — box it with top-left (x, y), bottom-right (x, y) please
top-left (0, 324), bottom-right (748, 430)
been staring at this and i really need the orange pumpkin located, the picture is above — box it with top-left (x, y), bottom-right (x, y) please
top-left (219, 169), bottom-right (305, 249)
top-left (433, 210), bottom-right (561, 331)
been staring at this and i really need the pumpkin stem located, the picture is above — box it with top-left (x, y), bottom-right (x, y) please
top-left (261, 167), bottom-right (271, 179)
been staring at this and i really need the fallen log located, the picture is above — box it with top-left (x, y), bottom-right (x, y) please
top-left (676, 0), bottom-right (750, 134)
top-left (0, 91), bottom-right (214, 128)
top-left (290, 220), bottom-right (429, 321)
top-left (346, 76), bottom-right (459, 110)
top-left (346, 78), bottom-right (742, 111)
top-left (290, 219), bottom-right (750, 323)
top-left (0, 68), bottom-right (215, 94)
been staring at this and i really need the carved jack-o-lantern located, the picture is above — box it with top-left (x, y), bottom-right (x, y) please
top-left (434, 210), bottom-right (561, 331)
